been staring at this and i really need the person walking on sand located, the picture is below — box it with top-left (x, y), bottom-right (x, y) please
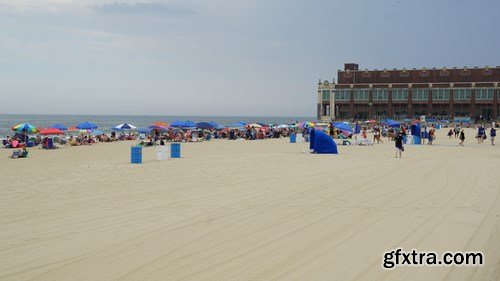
top-left (490, 126), bottom-right (496, 146)
top-left (454, 125), bottom-right (460, 138)
top-left (459, 129), bottom-right (465, 146)
top-left (394, 132), bottom-right (404, 158)
top-left (428, 128), bottom-right (435, 145)
top-left (447, 129), bottom-right (453, 138)
top-left (477, 125), bottom-right (485, 144)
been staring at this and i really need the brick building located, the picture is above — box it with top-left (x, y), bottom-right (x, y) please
top-left (317, 63), bottom-right (499, 121)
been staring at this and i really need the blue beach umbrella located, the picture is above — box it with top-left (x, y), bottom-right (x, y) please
top-left (170, 120), bottom-right (186, 127)
top-left (148, 125), bottom-right (166, 131)
top-left (333, 122), bottom-right (353, 132)
top-left (183, 120), bottom-right (196, 128)
top-left (76, 122), bottom-right (98, 130)
top-left (196, 122), bottom-right (215, 130)
top-left (208, 121), bottom-right (220, 128)
top-left (50, 123), bottom-right (67, 130)
top-left (228, 122), bottom-right (245, 128)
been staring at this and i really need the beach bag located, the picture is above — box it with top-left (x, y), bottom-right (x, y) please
top-left (483, 134), bottom-right (487, 139)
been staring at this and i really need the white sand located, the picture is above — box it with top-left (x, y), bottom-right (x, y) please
top-left (1, 128), bottom-right (499, 280)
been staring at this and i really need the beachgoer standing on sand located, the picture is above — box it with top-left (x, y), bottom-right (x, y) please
top-left (394, 132), bottom-right (404, 158)
top-left (454, 125), bottom-right (460, 138)
top-left (447, 129), bottom-right (453, 138)
top-left (477, 125), bottom-right (485, 144)
top-left (428, 128), bottom-right (435, 145)
top-left (374, 127), bottom-right (383, 144)
top-left (490, 127), bottom-right (496, 146)
top-left (459, 129), bottom-right (465, 146)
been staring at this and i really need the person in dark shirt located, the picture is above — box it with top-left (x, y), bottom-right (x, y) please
top-left (490, 127), bottom-right (496, 146)
top-left (459, 130), bottom-right (465, 146)
top-left (394, 132), bottom-right (404, 158)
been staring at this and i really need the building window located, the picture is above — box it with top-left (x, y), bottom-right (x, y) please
top-left (432, 88), bottom-right (450, 100)
top-left (353, 89), bottom-right (369, 101)
top-left (453, 88), bottom-right (471, 100)
top-left (322, 90), bottom-right (330, 100)
top-left (334, 89), bottom-right (350, 101)
top-left (392, 89), bottom-right (409, 100)
top-left (372, 89), bottom-right (388, 100)
top-left (413, 89), bottom-right (429, 100)
top-left (475, 88), bottom-right (494, 100)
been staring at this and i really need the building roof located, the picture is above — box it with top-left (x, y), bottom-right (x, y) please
top-left (336, 64), bottom-right (499, 85)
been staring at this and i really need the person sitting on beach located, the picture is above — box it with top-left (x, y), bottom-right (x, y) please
top-left (3, 136), bottom-right (12, 148)
top-left (69, 136), bottom-right (78, 146)
top-left (42, 137), bottom-right (49, 149)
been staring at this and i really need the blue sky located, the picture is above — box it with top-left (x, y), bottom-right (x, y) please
top-left (0, 0), bottom-right (498, 116)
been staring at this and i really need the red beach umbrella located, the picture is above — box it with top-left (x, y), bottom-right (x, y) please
top-left (40, 128), bottom-right (65, 135)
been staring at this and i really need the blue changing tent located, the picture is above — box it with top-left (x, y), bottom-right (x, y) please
top-left (312, 130), bottom-right (338, 154)
top-left (309, 128), bottom-right (315, 150)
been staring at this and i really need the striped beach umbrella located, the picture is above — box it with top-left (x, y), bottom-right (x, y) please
top-left (11, 123), bottom-right (38, 133)
top-left (114, 123), bottom-right (137, 130)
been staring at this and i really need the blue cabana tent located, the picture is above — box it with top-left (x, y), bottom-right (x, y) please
top-left (312, 130), bottom-right (338, 154)
top-left (410, 124), bottom-right (420, 136)
top-left (309, 128), bottom-right (315, 150)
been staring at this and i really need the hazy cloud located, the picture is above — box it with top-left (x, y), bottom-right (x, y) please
top-left (93, 2), bottom-right (195, 16)
top-left (0, 0), bottom-right (499, 116)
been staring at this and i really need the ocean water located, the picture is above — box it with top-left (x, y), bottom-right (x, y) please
top-left (0, 114), bottom-right (314, 137)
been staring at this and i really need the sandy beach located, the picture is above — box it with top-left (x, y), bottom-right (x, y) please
top-left (1, 127), bottom-right (499, 281)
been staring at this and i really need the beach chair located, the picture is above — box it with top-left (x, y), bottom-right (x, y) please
top-left (9, 150), bottom-right (20, 159)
